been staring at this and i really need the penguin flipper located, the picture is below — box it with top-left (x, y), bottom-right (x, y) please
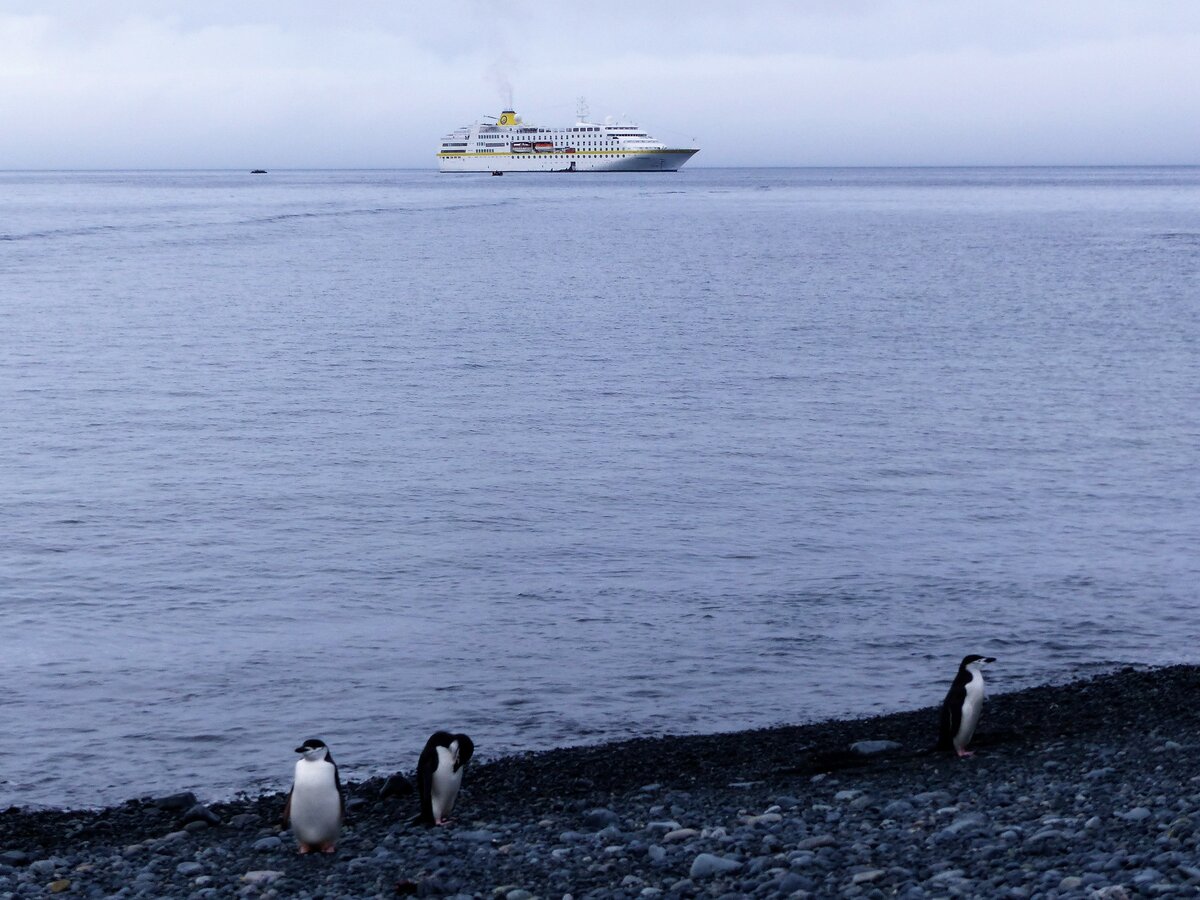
top-left (416, 741), bottom-right (439, 826)
top-left (332, 761), bottom-right (345, 823)
top-left (937, 681), bottom-right (965, 752)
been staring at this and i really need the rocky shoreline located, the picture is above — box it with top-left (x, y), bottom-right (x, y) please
top-left (4, 665), bottom-right (1200, 899)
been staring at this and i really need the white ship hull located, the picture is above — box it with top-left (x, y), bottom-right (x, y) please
top-left (439, 149), bottom-right (697, 173)
top-left (437, 108), bottom-right (698, 174)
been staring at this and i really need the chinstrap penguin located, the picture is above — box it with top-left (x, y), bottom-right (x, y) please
top-left (937, 655), bottom-right (996, 757)
top-left (282, 738), bottom-right (344, 853)
top-left (416, 731), bottom-right (474, 825)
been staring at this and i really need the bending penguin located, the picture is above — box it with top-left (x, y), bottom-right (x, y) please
top-left (416, 731), bottom-right (474, 825)
top-left (937, 655), bottom-right (996, 757)
top-left (282, 738), bottom-right (344, 853)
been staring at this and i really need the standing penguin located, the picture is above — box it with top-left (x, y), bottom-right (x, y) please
top-left (282, 738), bottom-right (344, 853)
top-left (416, 731), bottom-right (474, 825)
top-left (937, 655), bottom-right (997, 757)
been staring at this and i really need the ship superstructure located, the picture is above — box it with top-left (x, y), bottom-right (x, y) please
top-left (437, 109), bottom-right (698, 173)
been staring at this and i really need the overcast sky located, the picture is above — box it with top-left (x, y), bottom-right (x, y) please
top-left (1, 0), bottom-right (1197, 168)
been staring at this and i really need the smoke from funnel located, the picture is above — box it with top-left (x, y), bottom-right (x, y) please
top-left (486, 56), bottom-right (515, 108)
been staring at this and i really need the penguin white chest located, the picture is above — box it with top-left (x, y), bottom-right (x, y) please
top-left (430, 746), bottom-right (463, 823)
top-left (956, 671), bottom-right (986, 749)
top-left (290, 760), bottom-right (341, 844)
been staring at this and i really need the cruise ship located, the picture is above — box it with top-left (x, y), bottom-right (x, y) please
top-left (437, 109), bottom-right (698, 173)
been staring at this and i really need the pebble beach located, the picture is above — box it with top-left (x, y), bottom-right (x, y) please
top-left (4, 665), bottom-right (1200, 899)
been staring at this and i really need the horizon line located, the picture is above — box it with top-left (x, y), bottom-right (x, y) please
top-left (3, 163), bottom-right (1199, 173)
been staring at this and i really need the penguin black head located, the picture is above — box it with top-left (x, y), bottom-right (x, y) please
top-left (960, 655), bottom-right (996, 670)
top-left (450, 734), bottom-right (474, 773)
top-left (295, 738), bottom-right (330, 760)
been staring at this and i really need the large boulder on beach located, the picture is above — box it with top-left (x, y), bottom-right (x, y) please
top-left (689, 853), bottom-right (743, 878)
top-left (583, 808), bottom-right (621, 830)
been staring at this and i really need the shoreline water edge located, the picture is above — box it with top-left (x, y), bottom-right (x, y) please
top-left (4, 665), bottom-right (1200, 898)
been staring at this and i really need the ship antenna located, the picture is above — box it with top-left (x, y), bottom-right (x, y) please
top-left (576, 96), bottom-right (589, 123)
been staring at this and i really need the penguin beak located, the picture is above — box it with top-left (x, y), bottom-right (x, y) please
top-left (984, 657), bottom-right (997, 663)
top-left (294, 746), bottom-right (307, 753)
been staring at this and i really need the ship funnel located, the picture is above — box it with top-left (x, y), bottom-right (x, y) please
top-left (497, 109), bottom-right (520, 127)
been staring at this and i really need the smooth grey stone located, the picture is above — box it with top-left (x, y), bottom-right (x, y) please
top-left (853, 869), bottom-right (886, 884)
top-left (251, 836), bottom-right (282, 851)
top-left (796, 834), bottom-right (835, 850)
top-left (777, 872), bottom-right (808, 894)
top-left (1024, 829), bottom-right (1069, 850)
top-left (151, 792), bottom-right (197, 811)
top-left (912, 791), bottom-right (952, 806)
top-left (181, 804), bottom-right (221, 826)
top-left (850, 740), bottom-right (902, 756)
top-left (645, 821), bottom-right (682, 835)
top-left (583, 808), bottom-right (621, 830)
top-left (452, 830), bottom-right (498, 844)
top-left (0, 852), bottom-right (29, 867)
top-left (689, 853), bottom-right (743, 879)
top-left (935, 812), bottom-right (989, 840)
top-left (1119, 807), bottom-right (1152, 822)
top-left (883, 800), bottom-right (915, 817)
top-left (240, 870), bottom-right (284, 885)
top-left (176, 862), bottom-right (203, 877)
top-left (228, 814), bottom-right (260, 829)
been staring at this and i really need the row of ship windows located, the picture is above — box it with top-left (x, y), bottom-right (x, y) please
top-left (463, 132), bottom-right (648, 141)
top-left (444, 142), bottom-right (630, 149)
top-left (478, 128), bottom-right (643, 136)
top-left (442, 151), bottom-right (634, 157)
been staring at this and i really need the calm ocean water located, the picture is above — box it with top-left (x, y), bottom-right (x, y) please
top-left (2, 167), bottom-right (1198, 808)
